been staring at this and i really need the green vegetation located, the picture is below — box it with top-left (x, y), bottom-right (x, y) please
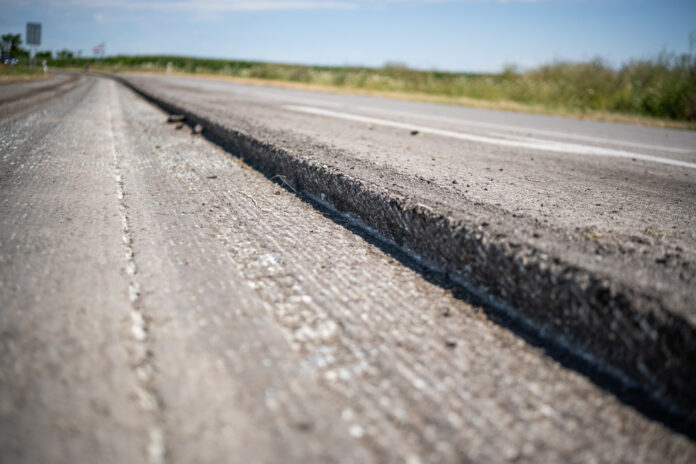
top-left (49, 53), bottom-right (695, 123)
top-left (55, 49), bottom-right (74, 60)
top-left (35, 50), bottom-right (52, 60)
top-left (1, 33), bottom-right (29, 59)
top-left (0, 64), bottom-right (44, 79)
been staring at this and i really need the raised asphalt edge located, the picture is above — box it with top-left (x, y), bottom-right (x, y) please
top-left (110, 73), bottom-right (696, 424)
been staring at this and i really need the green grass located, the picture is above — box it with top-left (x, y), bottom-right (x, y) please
top-left (46, 53), bottom-right (696, 124)
top-left (0, 64), bottom-right (45, 79)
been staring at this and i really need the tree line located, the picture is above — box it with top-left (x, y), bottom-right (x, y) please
top-left (1, 33), bottom-right (74, 60)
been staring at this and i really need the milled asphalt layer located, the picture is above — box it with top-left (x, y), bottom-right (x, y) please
top-left (1, 73), bottom-right (695, 463)
top-left (112, 73), bottom-right (696, 416)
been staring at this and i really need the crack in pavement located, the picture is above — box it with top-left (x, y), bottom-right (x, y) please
top-left (107, 81), bottom-right (166, 464)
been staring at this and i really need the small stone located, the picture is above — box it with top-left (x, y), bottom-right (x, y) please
top-left (341, 408), bottom-right (355, 421)
top-left (167, 114), bottom-right (185, 123)
top-left (295, 421), bottom-right (313, 431)
top-left (349, 425), bottom-right (365, 438)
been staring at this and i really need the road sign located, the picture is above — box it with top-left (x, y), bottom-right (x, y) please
top-left (26, 23), bottom-right (41, 46)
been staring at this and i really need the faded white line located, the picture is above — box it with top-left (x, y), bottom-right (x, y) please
top-left (485, 130), bottom-right (695, 156)
top-left (286, 105), bottom-right (696, 170)
top-left (350, 105), bottom-right (696, 155)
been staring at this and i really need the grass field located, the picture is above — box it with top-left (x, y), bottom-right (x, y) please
top-left (37, 54), bottom-right (696, 129)
top-left (0, 64), bottom-right (48, 83)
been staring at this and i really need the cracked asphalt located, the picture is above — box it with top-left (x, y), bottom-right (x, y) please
top-left (0, 75), bottom-right (694, 463)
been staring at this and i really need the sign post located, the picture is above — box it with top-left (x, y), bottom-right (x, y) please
top-left (26, 22), bottom-right (41, 66)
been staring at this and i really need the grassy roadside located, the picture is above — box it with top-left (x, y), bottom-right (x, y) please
top-left (45, 54), bottom-right (696, 130)
top-left (0, 64), bottom-right (51, 84)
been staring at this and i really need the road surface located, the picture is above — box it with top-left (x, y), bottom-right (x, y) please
top-left (0, 74), bottom-right (694, 463)
top-left (118, 73), bottom-right (696, 410)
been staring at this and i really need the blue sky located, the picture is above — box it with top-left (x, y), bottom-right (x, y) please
top-left (1, 0), bottom-right (695, 72)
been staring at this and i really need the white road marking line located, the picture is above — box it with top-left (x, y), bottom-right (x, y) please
top-left (348, 105), bottom-right (696, 155)
top-left (286, 105), bottom-right (696, 170)
top-left (485, 130), bottom-right (695, 155)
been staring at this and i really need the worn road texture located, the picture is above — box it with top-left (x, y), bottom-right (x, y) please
top-left (0, 73), bottom-right (86, 124)
top-left (115, 73), bottom-right (696, 414)
top-left (0, 76), bottom-right (694, 462)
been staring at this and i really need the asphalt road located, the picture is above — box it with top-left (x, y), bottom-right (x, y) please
top-left (0, 74), bottom-right (695, 463)
top-left (0, 73), bottom-right (85, 123)
top-left (118, 73), bottom-right (696, 409)
top-left (122, 74), bottom-right (696, 248)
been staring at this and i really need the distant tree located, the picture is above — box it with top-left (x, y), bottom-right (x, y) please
top-left (55, 49), bottom-right (74, 60)
top-left (35, 50), bottom-right (52, 60)
top-left (1, 33), bottom-right (21, 53)
top-left (383, 61), bottom-right (409, 71)
top-left (501, 63), bottom-right (520, 79)
top-left (1, 33), bottom-right (29, 58)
